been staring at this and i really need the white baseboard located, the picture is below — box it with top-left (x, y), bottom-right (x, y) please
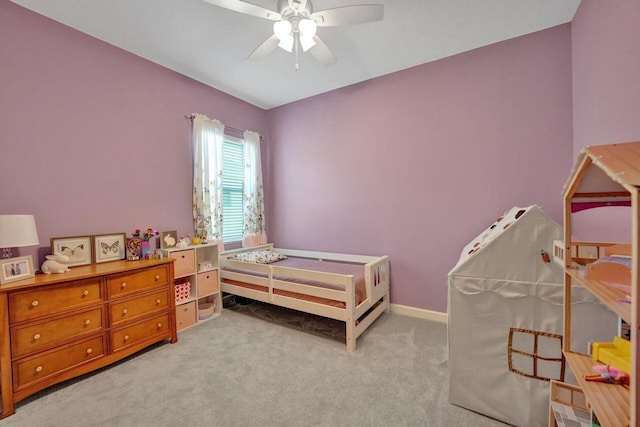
top-left (390, 303), bottom-right (447, 323)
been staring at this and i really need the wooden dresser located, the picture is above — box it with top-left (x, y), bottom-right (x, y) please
top-left (0, 259), bottom-right (177, 418)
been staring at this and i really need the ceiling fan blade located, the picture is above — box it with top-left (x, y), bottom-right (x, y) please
top-left (311, 4), bottom-right (383, 26)
top-left (202, 0), bottom-right (282, 21)
top-left (248, 34), bottom-right (279, 61)
top-left (309, 35), bottom-right (337, 67)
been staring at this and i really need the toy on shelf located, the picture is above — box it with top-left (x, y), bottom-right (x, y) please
top-left (585, 364), bottom-right (630, 388)
top-left (176, 235), bottom-right (190, 249)
top-left (592, 336), bottom-right (631, 374)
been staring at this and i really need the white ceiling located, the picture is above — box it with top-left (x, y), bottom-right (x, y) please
top-left (11, 0), bottom-right (580, 110)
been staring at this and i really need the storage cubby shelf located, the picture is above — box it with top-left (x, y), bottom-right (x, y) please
top-left (161, 242), bottom-right (221, 330)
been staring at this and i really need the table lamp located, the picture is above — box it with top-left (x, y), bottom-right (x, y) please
top-left (0, 215), bottom-right (40, 286)
top-left (0, 215), bottom-right (40, 258)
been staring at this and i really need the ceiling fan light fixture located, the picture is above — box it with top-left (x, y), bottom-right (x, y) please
top-left (299, 35), bottom-right (316, 52)
top-left (273, 20), bottom-right (292, 41)
top-left (298, 18), bottom-right (317, 38)
top-left (277, 35), bottom-right (294, 52)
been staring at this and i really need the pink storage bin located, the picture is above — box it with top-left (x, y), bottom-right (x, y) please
top-left (174, 281), bottom-right (191, 304)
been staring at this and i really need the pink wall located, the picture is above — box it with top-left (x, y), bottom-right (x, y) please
top-left (570, 0), bottom-right (640, 242)
top-left (266, 26), bottom-right (573, 312)
top-left (0, 3), bottom-right (268, 263)
top-left (572, 0), bottom-right (640, 157)
top-left (2, 2), bottom-right (576, 314)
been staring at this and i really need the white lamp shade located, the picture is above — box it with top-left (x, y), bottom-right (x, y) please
top-left (273, 20), bottom-right (292, 41)
top-left (300, 35), bottom-right (316, 52)
top-left (277, 35), bottom-right (294, 52)
top-left (0, 215), bottom-right (40, 248)
top-left (298, 19), bottom-right (317, 38)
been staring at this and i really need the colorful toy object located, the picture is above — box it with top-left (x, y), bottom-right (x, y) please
top-left (592, 336), bottom-right (631, 374)
top-left (585, 364), bottom-right (629, 388)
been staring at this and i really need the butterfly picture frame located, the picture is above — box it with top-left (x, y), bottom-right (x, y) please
top-left (93, 233), bottom-right (126, 264)
top-left (51, 235), bottom-right (93, 267)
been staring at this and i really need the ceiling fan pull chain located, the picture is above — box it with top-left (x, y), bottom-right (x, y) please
top-left (294, 33), bottom-right (300, 70)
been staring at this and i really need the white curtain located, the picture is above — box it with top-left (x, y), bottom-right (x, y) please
top-left (192, 114), bottom-right (225, 251)
top-left (242, 130), bottom-right (267, 247)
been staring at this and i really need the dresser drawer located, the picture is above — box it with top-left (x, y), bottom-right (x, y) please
top-left (111, 313), bottom-right (171, 352)
top-left (197, 270), bottom-right (219, 297)
top-left (13, 334), bottom-right (106, 391)
top-left (10, 279), bottom-right (103, 323)
top-left (109, 289), bottom-right (170, 326)
top-left (170, 249), bottom-right (195, 278)
top-left (11, 307), bottom-right (105, 358)
top-left (107, 266), bottom-right (168, 299)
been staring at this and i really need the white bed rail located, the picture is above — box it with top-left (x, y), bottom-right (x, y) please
top-left (364, 255), bottom-right (389, 307)
top-left (219, 244), bottom-right (390, 351)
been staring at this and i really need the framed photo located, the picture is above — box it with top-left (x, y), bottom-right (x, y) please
top-left (0, 255), bottom-right (35, 286)
top-left (51, 235), bottom-right (93, 267)
top-left (160, 230), bottom-right (178, 249)
top-left (126, 237), bottom-right (141, 261)
top-left (93, 233), bottom-right (126, 263)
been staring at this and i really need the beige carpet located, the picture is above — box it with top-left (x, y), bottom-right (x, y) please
top-left (225, 297), bottom-right (346, 342)
top-left (2, 303), bottom-right (508, 427)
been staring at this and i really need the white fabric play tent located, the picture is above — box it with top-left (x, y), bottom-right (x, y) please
top-left (447, 205), bottom-right (616, 427)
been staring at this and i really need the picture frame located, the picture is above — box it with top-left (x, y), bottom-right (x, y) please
top-left (160, 230), bottom-right (178, 249)
top-left (126, 237), bottom-right (141, 261)
top-left (51, 235), bottom-right (93, 267)
top-left (93, 233), bottom-right (126, 263)
top-left (0, 255), bottom-right (35, 286)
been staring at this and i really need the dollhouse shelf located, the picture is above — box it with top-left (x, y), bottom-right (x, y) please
top-left (559, 141), bottom-right (640, 427)
top-left (565, 268), bottom-right (631, 324)
top-left (563, 351), bottom-right (630, 427)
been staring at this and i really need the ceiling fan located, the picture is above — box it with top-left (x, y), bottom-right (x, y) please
top-left (202, 0), bottom-right (384, 69)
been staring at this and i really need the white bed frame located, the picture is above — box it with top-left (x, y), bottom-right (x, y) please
top-left (219, 244), bottom-right (390, 351)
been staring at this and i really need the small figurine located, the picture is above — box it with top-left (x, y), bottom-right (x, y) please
top-left (176, 235), bottom-right (190, 249)
top-left (41, 253), bottom-right (71, 274)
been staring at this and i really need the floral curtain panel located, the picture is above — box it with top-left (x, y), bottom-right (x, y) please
top-left (192, 114), bottom-right (225, 251)
top-left (242, 130), bottom-right (267, 247)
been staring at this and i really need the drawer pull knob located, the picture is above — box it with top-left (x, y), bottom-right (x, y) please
top-left (206, 275), bottom-right (210, 279)
top-left (157, 323), bottom-right (162, 329)
top-left (155, 275), bottom-right (160, 281)
top-left (31, 300), bottom-right (39, 307)
top-left (124, 335), bottom-right (130, 341)
top-left (156, 299), bottom-right (161, 305)
top-left (82, 290), bottom-right (89, 296)
top-left (35, 366), bottom-right (43, 373)
top-left (85, 319), bottom-right (91, 325)
top-left (122, 309), bottom-right (128, 315)
top-left (86, 348), bottom-right (93, 354)
top-left (181, 255), bottom-right (185, 259)
top-left (121, 282), bottom-right (127, 289)
top-left (33, 333), bottom-right (41, 340)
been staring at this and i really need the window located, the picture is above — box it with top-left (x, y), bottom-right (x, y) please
top-left (221, 137), bottom-right (244, 243)
top-left (508, 328), bottom-right (565, 382)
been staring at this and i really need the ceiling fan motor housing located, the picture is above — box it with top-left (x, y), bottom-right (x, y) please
top-left (277, 0), bottom-right (313, 19)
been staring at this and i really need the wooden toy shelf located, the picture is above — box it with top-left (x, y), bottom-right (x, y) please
top-left (563, 351), bottom-right (630, 427)
top-left (565, 268), bottom-right (631, 324)
top-left (557, 141), bottom-right (640, 427)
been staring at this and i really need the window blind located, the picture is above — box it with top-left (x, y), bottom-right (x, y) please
top-left (222, 139), bottom-right (244, 243)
